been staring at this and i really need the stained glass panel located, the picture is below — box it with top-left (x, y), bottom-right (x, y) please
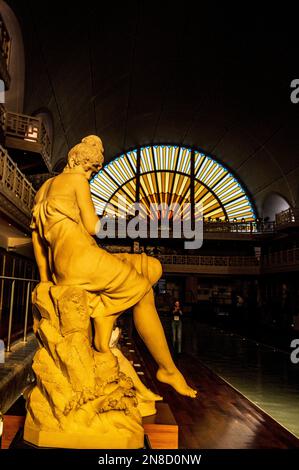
top-left (90, 145), bottom-right (256, 221)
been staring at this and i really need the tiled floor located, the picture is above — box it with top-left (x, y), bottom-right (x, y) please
top-left (0, 334), bottom-right (38, 414)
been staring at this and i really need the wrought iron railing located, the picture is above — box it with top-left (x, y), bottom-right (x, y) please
top-left (102, 217), bottom-right (275, 238)
top-left (275, 208), bottom-right (299, 226)
top-left (202, 220), bottom-right (275, 233)
top-left (0, 145), bottom-right (36, 215)
top-left (157, 254), bottom-right (260, 267)
top-left (263, 248), bottom-right (299, 267)
top-left (0, 275), bottom-right (39, 352)
top-left (28, 172), bottom-right (57, 190)
top-left (5, 111), bottom-right (52, 170)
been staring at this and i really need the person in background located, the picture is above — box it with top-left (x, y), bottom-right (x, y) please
top-left (171, 300), bottom-right (183, 354)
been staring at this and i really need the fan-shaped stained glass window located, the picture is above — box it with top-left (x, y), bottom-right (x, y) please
top-left (90, 145), bottom-right (256, 221)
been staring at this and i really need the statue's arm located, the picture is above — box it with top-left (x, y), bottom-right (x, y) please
top-left (32, 230), bottom-right (52, 282)
top-left (74, 175), bottom-right (100, 235)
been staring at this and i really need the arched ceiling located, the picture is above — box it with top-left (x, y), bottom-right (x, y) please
top-left (7, 1), bottom-right (299, 214)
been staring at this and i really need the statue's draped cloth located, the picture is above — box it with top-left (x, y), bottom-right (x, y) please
top-left (25, 194), bottom-right (156, 448)
top-left (31, 195), bottom-right (153, 317)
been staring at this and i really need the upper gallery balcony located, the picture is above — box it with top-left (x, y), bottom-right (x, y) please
top-left (0, 13), bottom-right (11, 89)
top-left (0, 144), bottom-right (36, 228)
top-left (103, 217), bottom-right (275, 242)
top-left (4, 111), bottom-right (52, 174)
top-left (262, 248), bottom-right (299, 273)
top-left (275, 208), bottom-right (299, 230)
top-left (157, 254), bottom-right (260, 275)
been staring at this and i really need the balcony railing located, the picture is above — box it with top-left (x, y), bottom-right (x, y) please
top-left (0, 14), bottom-right (11, 89)
top-left (101, 217), bottom-right (275, 239)
top-left (262, 248), bottom-right (299, 268)
top-left (158, 254), bottom-right (260, 267)
top-left (0, 145), bottom-right (36, 215)
top-left (275, 208), bottom-right (299, 226)
top-left (5, 111), bottom-right (52, 171)
top-left (28, 172), bottom-right (57, 190)
top-left (202, 220), bottom-right (275, 233)
top-left (0, 275), bottom-right (38, 352)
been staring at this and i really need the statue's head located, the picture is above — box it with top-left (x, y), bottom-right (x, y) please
top-left (67, 135), bottom-right (104, 180)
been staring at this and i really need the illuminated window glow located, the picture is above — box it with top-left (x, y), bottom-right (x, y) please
top-left (90, 145), bottom-right (255, 221)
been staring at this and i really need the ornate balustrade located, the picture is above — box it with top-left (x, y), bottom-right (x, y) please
top-left (157, 250), bottom-right (299, 273)
top-left (27, 172), bottom-right (57, 190)
top-left (157, 254), bottom-right (260, 275)
top-left (157, 254), bottom-right (259, 267)
top-left (202, 220), bottom-right (275, 233)
top-left (5, 111), bottom-right (52, 171)
top-left (263, 248), bottom-right (299, 268)
top-left (104, 217), bottom-right (275, 240)
top-left (275, 208), bottom-right (299, 227)
top-left (0, 145), bottom-right (36, 218)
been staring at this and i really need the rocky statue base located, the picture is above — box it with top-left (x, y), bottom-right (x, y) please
top-left (24, 282), bottom-right (145, 449)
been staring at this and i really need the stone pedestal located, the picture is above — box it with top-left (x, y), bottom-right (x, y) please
top-left (143, 402), bottom-right (178, 449)
top-left (24, 282), bottom-right (144, 449)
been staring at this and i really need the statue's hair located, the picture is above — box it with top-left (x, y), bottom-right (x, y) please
top-left (68, 135), bottom-right (103, 166)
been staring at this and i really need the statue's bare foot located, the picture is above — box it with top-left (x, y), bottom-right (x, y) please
top-left (136, 388), bottom-right (163, 402)
top-left (156, 368), bottom-right (197, 398)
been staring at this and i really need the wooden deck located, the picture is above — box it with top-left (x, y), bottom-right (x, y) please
top-left (2, 331), bottom-right (299, 449)
top-left (132, 334), bottom-right (299, 449)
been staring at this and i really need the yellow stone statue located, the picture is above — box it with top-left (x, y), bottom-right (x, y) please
top-left (108, 326), bottom-right (163, 417)
top-left (24, 135), bottom-right (197, 449)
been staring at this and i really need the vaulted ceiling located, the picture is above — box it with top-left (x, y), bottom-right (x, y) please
top-left (7, 0), bottom-right (299, 214)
